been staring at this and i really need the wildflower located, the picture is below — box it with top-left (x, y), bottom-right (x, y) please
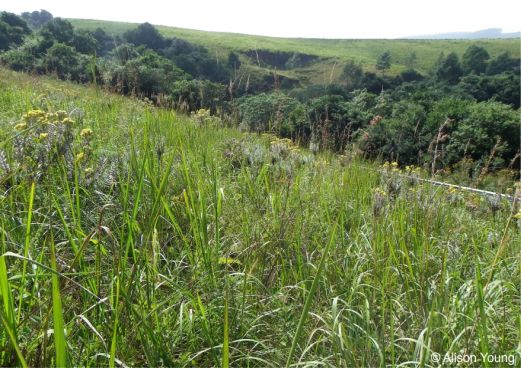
top-left (513, 211), bottom-right (521, 220)
top-left (56, 110), bottom-right (67, 120)
top-left (25, 109), bottom-right (45, 120)
top-left (39, 133), bottom-right (49, 140)
top-left (373, 187), bottom-right (387, 196)
top-left (75, 152), bottom-right (85, 163)
top-left (46, 112), bottom-right (58, 121)
top-left (447, 186), bottom-right (457, 194)
top-left (62, 117), bottom-right (74, 125)
top-left (15, 122), bottom-right (28, 131)
top-left (218, 257), bottom-right (241, 265)
top-left (84, 167), bottom-right (94, 175)
top-left (80, 128), bottom-right (93, 138)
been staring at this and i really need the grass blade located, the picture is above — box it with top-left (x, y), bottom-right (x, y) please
top-left (0, 256), bottom-right (28, 368)
top-left (50, 240), bottom-right (68, 367)
top-left (222, 282), bottom-right (229, 368)
top-left (17, 181), bottom-right (35, 323)
top-left (285, 224), bottom-right (337, 368)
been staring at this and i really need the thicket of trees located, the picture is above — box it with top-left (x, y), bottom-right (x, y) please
top-left (0, 14), bottom-right (232, 94)
top-left (0, 10), bottom-right (519, 176)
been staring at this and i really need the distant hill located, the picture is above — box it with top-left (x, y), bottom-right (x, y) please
top-left (69, 19), bottom-right (520, 85)
top-left (406, 28), bottom-right (520, 40)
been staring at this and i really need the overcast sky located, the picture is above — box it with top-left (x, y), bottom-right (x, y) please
top-left (1, 0), bottom-right (520, 38)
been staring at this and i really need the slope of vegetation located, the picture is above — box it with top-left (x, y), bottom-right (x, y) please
top-left (68, 18), bottom-right (520, 76)
top-left (1, 11), bottom-right (519, 189)
top-left (0, 68), bottom-right (520, 367)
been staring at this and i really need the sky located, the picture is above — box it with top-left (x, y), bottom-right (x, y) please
top-left (1, 0), bottom-right (520, 39)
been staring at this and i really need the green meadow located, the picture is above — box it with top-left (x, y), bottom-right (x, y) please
top-left (0, 67), bottom-right (519, 366)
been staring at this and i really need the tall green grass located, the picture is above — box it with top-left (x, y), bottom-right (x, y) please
top-left (0, 68), bottom-right (519, 367)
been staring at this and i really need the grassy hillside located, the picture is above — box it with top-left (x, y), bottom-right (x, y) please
top-left (0, 68), bottom-right (519, 366)
top-left (69, 18), bottom-right (520, 84)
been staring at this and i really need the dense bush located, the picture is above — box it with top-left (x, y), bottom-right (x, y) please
top-left (170, 79), bottom-right (227, 112)
top-left (236, 93), bottom-right (305, 136)
top-left (102, 48), bottom-right (186, 95)
top-left (0, 12), bottom-right (32, 51)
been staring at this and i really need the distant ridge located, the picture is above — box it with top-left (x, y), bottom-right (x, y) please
top-left (405, 28), bottom-right (520, 39)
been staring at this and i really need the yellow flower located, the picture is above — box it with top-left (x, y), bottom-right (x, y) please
top-left (46, 112), bottom-right (58, 121)
top-left (218, 257), bottom-right (241, 265)
top-left (514, 211), bottom-right (521, 220)
top-left (39, 133), bottom-right (49, 140)
top-left (75, 152), bottom-right (85, 163)
top-left (56, 110), bottom-right (67, 120)
top-left (15, 122), bottom-right (28, 131)
top-left (80, 128), bottom-right (93, 138)
top-left (25, 109), bottom-right (45, 120)
top-left (84, 167), bottom-right (94, 175)
top-left (373, 187), bottom-right (387, 196)
top-left (62, 117), bottom-right (74, 125)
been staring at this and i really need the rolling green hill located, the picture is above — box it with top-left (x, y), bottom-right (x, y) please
top-left (69, 18), bottom-right (520, 85)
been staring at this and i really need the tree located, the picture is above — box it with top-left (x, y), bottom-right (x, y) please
top-left (462, 45), bottom-right (490, 75)
top-left (400, 69), bottom-right (423, 82)
top-left (445, 101), bottom-right (520, 167)
top-left (72, 30), bottom-right (98, 54)
top-left (458, 72), bottom-right (520, 108)
top-left (110, 43), bottom-right (139, 64)
top-left (436, 52), bottom-right (463, 84)
top-left (227, 51), bottom-right (241, 70)
top-left (341, 60), bottom-right (364, 91)
top-left (21, 10), bottom-right (53, 28)
top-left (486, 51), bottom-right (518, 75)
top-left (124, 22), bottom-right (165, 51)
top-left (376, 51), bottom-right (391, 76)
top-left (91, 28), bottom-right (116, 56)
top-left (42, 43), bottom-right (81, 79)
top-left (40, 18), bottom-right (75, 48)
top-left (170, 79), bottom-right (226, 112)
top-left (0, 12), bottom-right (32, 51)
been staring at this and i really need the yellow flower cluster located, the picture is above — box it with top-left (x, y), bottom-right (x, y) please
top-left (14, 122), bottom-right (28, 131)
top-left (382, 161), bottom-right (400, 172)
top-left (80, 128), bottom-right (93, 138)
top-left (373, 187), bottom-right (387, 196)
top-left (405, 165), bottom-right (421, 174)
top-left (195, 108), bottom-right (210, 118)
top-left (75, 152), bottom-right (85, 163)
top-left (19, 109), bottom-right (75, 127)
top-left (382, 161), bottom-right (421, 175)
top-left (270, 137), bottom-right (299, 152)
